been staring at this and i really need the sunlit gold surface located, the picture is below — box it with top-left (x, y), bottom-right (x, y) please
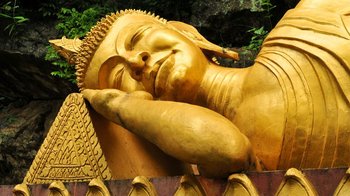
top-left (12, 168), bottom-right (350, 195)
top-left (49, 181), bottom-right (70, 196)
top-left (275, 168), bottom-right (317, 196)
top-left (88, 106), bottom-right (192, 179)
top-left (334, 168), bottom-right (350, 196)
top-left (86, 178), bottom-right (111, 196)
top-left (13, 183), bottom-right (30, 196)
top-left (223, 173), bottom-right (259, 196)
top-left (128, 176), bottom-right (157, 196)
top-left (174, 175), bottom-right (206, 196)
top-left (50, 0), bottom-right (350, 178)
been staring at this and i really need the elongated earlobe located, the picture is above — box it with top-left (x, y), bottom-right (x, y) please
top-left (168, 21), bottom-right (239, 60)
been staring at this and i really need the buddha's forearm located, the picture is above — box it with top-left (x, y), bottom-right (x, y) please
top-left (83, 89), bottom-right (255, 177)
top-left (120, 99), bottom-right (250, 160)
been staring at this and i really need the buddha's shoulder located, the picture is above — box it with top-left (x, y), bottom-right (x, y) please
top-left (236, 64), bottom-right (286, 123)
top-left (242, 64), bottom-right (283, 97)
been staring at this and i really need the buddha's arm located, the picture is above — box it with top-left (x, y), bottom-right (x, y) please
top-left (82, 89), bottom-right (257, 177)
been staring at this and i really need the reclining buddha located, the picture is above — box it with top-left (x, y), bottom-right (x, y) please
top-left (50, 0), bottom-right (350, 178)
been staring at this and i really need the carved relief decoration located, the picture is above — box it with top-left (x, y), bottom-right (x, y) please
top-left (49, 181), bottom-right (69, 196)
top-left (86, 178), bottom-right (111, 196)
top-left (174, 175), bottom-right (206, 196)
top-left (333, 168), bottom-right (350, 196)
top-left (128, 176), bottom-right (158, 196)
top-left (13, 183), bottom-right (30, 196)
top-left (24, 93), bottom-right (112, 184)
top-left (275, 168), bottom-right (317, 196)
top-left (223, 173), bottom-right (259, 196)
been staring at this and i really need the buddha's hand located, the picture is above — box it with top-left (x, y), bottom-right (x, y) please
top-left (82, 89), bottom-right (153, 125)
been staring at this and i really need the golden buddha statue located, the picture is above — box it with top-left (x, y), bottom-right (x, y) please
top-left (50, 0), bottom-right (350, 178)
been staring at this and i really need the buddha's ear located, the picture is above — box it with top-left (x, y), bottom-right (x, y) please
top-left (49, 36), bottom-right (82, 64)
top-left (168, 21), bottom-right (239, 60)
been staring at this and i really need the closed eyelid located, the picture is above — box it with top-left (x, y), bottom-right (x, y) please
top-left (130, 26), bottom-right (153, 47)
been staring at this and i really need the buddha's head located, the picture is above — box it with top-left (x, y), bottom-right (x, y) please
top-left (50, 10), bottom-right (238, 101)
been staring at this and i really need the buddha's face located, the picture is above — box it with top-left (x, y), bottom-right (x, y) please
top-left (111, 23), bottom-right (208, 102)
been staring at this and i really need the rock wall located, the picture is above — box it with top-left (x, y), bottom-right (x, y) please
top-left (190, 0), bottom-right (269, 46)
top-left (0, 21), bottom-right (77, 99)
top-left (0, 21), bottom-right (77, 184)
top-left (0, 99), bottom-right (63, 184)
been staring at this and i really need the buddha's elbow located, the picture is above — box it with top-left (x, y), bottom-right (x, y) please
top-left (197, 137), bottom-right (256, 178)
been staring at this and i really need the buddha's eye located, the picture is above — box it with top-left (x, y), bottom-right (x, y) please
top-left (130, 26), bottom-right (152, 49)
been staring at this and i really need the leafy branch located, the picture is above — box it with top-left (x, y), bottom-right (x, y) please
top-left (242, 0), bottom-right (275, 59)
top-left (46, 7), bottom-right (111, 83)
top-left (0, 0), bottom-right (29, 36)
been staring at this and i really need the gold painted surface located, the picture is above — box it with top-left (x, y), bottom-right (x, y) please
top-left (24, 93), bottom-right (112, 184)
top-left (86, 178), bottom-right (111, 196)
top-left (223, 173), bottom-right (259, 196)
top-left (128, 176), bottom-right (157, 196)
top-left (275, 168), bottom-right (317, 196)
top-left (13, 183), bottom-right (30, 196)
top-left (50, 0), bottom-right (350, 178)
top-left (89, 108), bottom-right (192, 179)
top-left (333, 168), bottom-right (350, 196)
top-left (260, 2), bottom-right (350, 169)
top-left (49, 181), bottom-right (69, 196)
top-left (174, 175), bottom-right (206, 196)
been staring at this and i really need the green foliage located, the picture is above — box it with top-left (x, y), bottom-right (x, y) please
top-left (38, 2), bottom-right (59, 17)
top-left (0, 1), bottom-right (29, 36)
top-left (56, 7), bottom-right (104, 38)
top-left (4, 116), bottom-right (17, 125)
top-left (0, 114), bottom-right (18, 130)
top-left (242, 0), bottom-right (275, 59)
top-left (250, 0), bottom-right (276, 13)
top-left (37, 0), bottom-right (113, 17)
top-left (45, 46), bottom-right (76, 83)
top-left (46, 6), bottom-right (112, 83)
top-left (243, 26), bottom-right (268, 53)
top-left (260, 0), bottom-right (276, 14)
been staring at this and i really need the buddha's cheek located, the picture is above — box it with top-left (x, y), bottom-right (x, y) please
top-left (167, 65), bottom-right (200, 102)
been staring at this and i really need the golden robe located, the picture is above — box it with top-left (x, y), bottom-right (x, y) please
top-left (257, 7), bottom-right (350, 169)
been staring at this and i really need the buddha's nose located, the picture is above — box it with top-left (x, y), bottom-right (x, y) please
top-left (124, 51), bottom-right (150, 80)
top-left (126, 51), bottom-right (149, 69)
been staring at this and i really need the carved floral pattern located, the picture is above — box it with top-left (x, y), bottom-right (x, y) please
top-left (24, 93), bottom-right (112, 184)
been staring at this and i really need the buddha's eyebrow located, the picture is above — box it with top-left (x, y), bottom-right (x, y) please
top-left (130, 26), bottom-right (152, 48)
